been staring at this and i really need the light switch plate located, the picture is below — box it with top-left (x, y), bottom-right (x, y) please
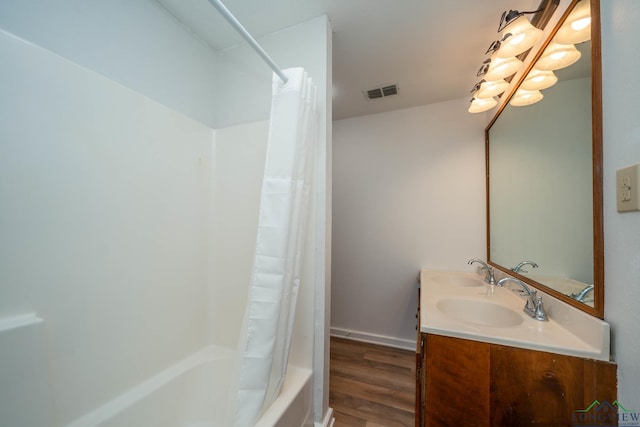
top-left (617, 164), bottom-right (640, 212)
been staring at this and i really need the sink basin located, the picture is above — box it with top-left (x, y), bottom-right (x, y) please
top-left (421, 268), bottom-right (611, 361)
top-left (432, 275), bottom-right (483, 287)
top-left (436, 299), bottom-right (523, 328)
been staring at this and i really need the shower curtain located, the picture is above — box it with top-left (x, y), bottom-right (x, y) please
top-left (233, 67), bottom-right (317, 427)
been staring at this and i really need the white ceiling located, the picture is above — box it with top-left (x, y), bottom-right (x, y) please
top-left (156, 0), bottom-right (540, 120)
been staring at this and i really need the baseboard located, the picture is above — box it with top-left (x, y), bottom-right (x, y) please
top-left (330, 327), bottom-right (415, 351)
top-left (316, 407), bottom-right (334, 427)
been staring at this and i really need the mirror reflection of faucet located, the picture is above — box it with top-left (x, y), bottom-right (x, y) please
top-left (511, 260), bottom-right (539, 274)
top-left (571, 284), bottom-right (594, 302)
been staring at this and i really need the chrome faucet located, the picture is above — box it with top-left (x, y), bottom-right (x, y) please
top-left (511, 260), bottom-right (539, 274)
top-left (497, 277), bottom-right (549, 321)
top-left (571, 284), bottom-right (594, 302)
top-left (468, 258), bottom-right (496, 285)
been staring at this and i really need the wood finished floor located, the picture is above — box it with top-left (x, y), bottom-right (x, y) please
top-left (330, 337), bottom-right (416, 427)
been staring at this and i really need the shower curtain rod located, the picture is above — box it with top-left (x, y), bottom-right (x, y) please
top-left (207, 0), bottom-right (289, 84)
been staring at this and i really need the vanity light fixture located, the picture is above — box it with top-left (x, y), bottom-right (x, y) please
top-left (494, 10), bottom-right (544, 58)
top-left (536, 42), bottom-right (582, 71)
top-left (510, 88), bottom-right (543, 106)
top-left (520, 68), bottom-right (558, 91)
top-left (480, 53), bottom-right (524, 81)
top-left (468, 4), bottom-right (549, 114)
top-left (554, 0), bottom-right (591, 44)
top-left (468, 96), bottom-right (498, 113)
top-left (470, 0), bottom-right (592, 112)
top-left (474, 79), bottom-right (510, 98)
top-left (470, 53), bottom-right (521, 113)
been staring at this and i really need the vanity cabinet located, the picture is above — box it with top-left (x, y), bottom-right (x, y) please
top-left (415, 333), bottom-right (617, 427)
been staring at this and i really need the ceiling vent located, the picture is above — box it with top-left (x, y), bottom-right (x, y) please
top-left (365, 84), bottom-right (399, 100)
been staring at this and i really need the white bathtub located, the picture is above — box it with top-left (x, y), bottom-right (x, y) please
top-left (66, 346), bottom-right (312, 427)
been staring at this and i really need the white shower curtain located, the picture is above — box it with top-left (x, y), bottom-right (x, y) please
top-left (233, 67), bottom-right (317, 427)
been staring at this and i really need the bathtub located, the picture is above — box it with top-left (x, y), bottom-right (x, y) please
top-left (66, 346), bottom-right (312, 427)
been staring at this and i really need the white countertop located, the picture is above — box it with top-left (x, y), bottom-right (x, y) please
top-left (420, 268), bottom-right (611, 361)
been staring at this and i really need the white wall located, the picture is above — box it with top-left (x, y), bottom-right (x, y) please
top-left (601, 0), bottom-right (640, 410)
top-left (0, 1), bottom-right (332, 135)
top-left (0, 30), bottom-right (214, 426)
top-left (332, 98), bottom-right (486, 348)
top-left (214, 15), bottom-right (330, 128)
top-left (0, 0), bottom-right (219, 127)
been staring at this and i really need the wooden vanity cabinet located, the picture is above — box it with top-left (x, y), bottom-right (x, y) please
top-left (415, 333), bottom-right (617, 427)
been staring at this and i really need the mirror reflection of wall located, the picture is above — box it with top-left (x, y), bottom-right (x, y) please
top-left (490, 75), bottom-right (593, 280)
top-left (489, 39), bottom-right (594, 304)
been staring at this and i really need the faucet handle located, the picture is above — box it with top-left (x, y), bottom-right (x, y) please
top-left (534, 296), bottom-right (549, 322)
top-left (524, 289), bottom-right (537, 312)
top-left (468, 259), bottom-right (495, 285)
top-left (486, 267), bottom-right (496, 285)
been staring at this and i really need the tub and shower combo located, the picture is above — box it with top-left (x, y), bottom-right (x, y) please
top-left (3, 319), bottom-right (312, 427)
top-left (66, 346), bottom-right (313, 427)
top-left (0, 1), bottom-right (329, 426)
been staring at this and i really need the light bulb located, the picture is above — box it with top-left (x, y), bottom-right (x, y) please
top-left (536, 42), bottom-right (581, 71)
top-left (572, 17), bottom-right (591, 31)
top-left (469, 97), bottom-right (497, 113)
top-left (508, 33), bottom-right (526, 46)
top-left (555, 0), bottom-right (591, 44)
top-left (510, 89), bottom-right (543, 107)
top-left (495, 15), bottom-right (543, 58)
top-left (521, 69), bottom-right (558, 91)
top-left (476, 79), bottom-right (509, 98)
top-left (484, 53), bottom-right (523, 80)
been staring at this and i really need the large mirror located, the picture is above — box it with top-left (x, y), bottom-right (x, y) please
top-left (486, 0), bottom-right (603, 318)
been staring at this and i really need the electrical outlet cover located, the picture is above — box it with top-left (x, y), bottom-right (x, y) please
top-left (617, 164), bottom-right (640, 212)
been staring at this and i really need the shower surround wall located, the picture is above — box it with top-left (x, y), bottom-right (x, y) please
top-left (0, 29), bottom-right (214, 425)
top-left (211, 121), bottom-right (318, 372)
top-left (0, 0), bottom-right (219, 127)
top-left (0, 2), bottom-right (331, 426)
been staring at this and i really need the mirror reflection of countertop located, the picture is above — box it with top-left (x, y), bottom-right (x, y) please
top-left (420, 268), bottom-right (610, 361)
top-left (524, 274), bottom-right (595, 307)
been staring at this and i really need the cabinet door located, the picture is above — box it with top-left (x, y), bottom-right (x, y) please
top-left (419, 335), bottom-right (617, 427)
top-left (424, 334), bottom-right (491, 427)
top-left (490, 345), bottom-right (618, 426)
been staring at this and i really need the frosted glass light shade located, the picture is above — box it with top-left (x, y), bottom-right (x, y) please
top-left (555, 0), bottom-right (591, 44)
top-left (476, 79), bottom-right (509, 98)
top-left (510, 89), bottom-right (543, 106)
top-left (536, 42), bottom-right (581, 71)
top-left (484, 53), bottom-right (523, 80)
top-left (469, 97), bottom-right (497, 113)
top-left (521, 69), bottom-right (558, 90)
top-left (496, 16), bottom-right (543, 58)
